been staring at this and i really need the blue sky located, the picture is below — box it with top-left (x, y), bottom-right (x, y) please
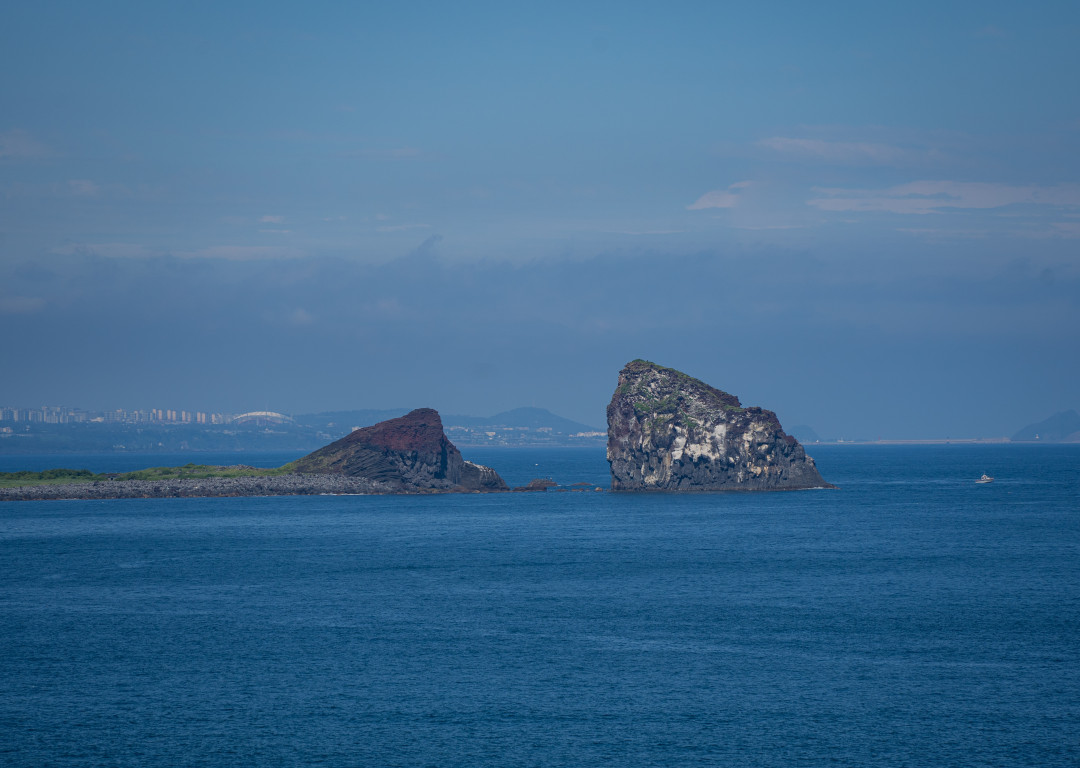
top-left (2, 1), bottom-right (1078, 438)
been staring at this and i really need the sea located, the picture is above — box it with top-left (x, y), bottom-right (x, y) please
top-left (1, 444), bottom-right (1078, 767)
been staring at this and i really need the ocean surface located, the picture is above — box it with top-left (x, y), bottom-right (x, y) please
top-left (1, 445), bottom-right (1078, 767)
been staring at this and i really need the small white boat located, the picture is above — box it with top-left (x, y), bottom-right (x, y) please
top-left (975, 474), bottom-right (994, 484)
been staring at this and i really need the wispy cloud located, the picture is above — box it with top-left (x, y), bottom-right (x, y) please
top-left (376, 223), bottom-right (430, 232)
top-left (53, 242), bottom-right (157, 259)
top-left (687, 181), bottom-right (753, 210)
top-left (0, 129), bottom-right (51, 160)
top-left (3, 179), bottom-right (143, 199)
top-left (808, 181), bottom-right (1080, 214)
top-left (54, 242), bottom-right (307, 260)
top-left (343, 147), bottom-right (423, 160)
top-left (259, 214), bottom-right (284, 223)
top-left (758, 136), bottom-right (938, 166)
top-left (604, 229), bottom-right (686, 236)
top-left (1051, 221), bottom-right (1080, 238)
top-left (288, 308), bottom-right (314, 326)
top-left (173, 246), bottom-right (307, 260)
top-left (729, 223), bottom-right (805, 231)
top-left (67, 179), bottom-right (100, 196)
top-left (0, 296), bottom-right (46, 314)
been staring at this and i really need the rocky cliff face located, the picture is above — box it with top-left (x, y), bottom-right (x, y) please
top-left (291, 408), bottom-right (506, 492)
top-left (607, 360), bottom-right (832, 491)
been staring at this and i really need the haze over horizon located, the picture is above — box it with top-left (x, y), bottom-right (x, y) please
top-left (2, 2), bottom-right (1078, 440)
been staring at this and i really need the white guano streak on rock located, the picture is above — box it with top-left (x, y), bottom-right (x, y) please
top-left (671, 429), bottom-right (687, 461)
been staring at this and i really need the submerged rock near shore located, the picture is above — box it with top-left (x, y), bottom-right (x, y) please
top-left (291, 407), bottom-right (507, 492)
top-left (607, 360), bottom-right (832, 491)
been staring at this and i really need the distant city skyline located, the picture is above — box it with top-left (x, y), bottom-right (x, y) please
top-left (1, 404), bottom-right (234, 426)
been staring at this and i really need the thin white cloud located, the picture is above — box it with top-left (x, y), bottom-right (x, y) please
top-left (55, 243), bottom-right (307, 260)
top-left (370, 298), bottom-right (401, 317)
top-left (259, 215), bottom-right (284, 223)
top-left (174, 246), bottom-right (307, 260)
top-left (52, 243), bottom-right (157, 259)
top-left (606, 229), bottom-right (686, 236)
top-left (894, 227), bottom-right (993, 239)
top-left (344, 147), bottom-right (422, 159)
top-left (808, 181), bottom-right (1080, 214)
top-left (758, 136), bottom-right (936, 166)
top-left (687, 181), bottom-right (753, 210)
top-left (376, 223), bottom-right (430, 232)
top-left (4, 179), bottom-right (135, 199)
top-left (259, 229), bottom-right (292, 234)
top-left (1051, 222), bottom-right (1080, 238)
top-left (67, 179), bottom-right (101, 196)
top-left (729, 223), bottom-right (805, 231)
top-left (0, 129), bottom-right (51, 159)
top-left (288, 308), bottom-right (314, 326)
top-left (0, 296), bottom-right (46, 314)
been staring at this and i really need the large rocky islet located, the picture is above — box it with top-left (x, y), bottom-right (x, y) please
top-left (606, 360), bottom-right (833, 491)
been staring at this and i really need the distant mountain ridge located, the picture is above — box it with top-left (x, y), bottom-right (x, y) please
top-left (296, 407), bottom-right (601, 435)
top-left (1012, 410), bottom-right (1080, 442)
top-left (788, 424), bottom-right (822, 444)
top-left (445, 407), bottom-right (601, 434)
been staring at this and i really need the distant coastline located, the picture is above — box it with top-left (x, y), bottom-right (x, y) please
top-left (808, 438), bottom-right (1077, 446)
top-left (813, 438), bottom-right (1013, 445)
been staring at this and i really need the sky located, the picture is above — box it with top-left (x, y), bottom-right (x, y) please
top-left (2, 1), bottom-right (1078, 439)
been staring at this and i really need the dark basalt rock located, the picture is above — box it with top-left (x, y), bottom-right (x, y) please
top-left (291, 407), bottom-right (507, 492)
top-left (460, 460), bottom-right (509, 492)
top-left (511, 478), bottom-right (558, 492)
top-left (607, 360), bottom-right (833, 492)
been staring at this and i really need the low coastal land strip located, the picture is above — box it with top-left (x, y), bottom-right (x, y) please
top-left (0, 466), bottom-right (598, 501)
top-left (0, 465), bottom-right (394, 501)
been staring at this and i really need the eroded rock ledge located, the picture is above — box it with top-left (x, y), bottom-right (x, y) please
top-left (607, 360), bottom-right (833, 491)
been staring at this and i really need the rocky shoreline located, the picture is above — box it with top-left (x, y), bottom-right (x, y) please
top-left (0, 473), bottom-right (401, 502)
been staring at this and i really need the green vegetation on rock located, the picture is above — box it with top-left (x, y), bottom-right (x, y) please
top-left (0, 463), bottom-right (291, 488)
top-left (0, 468), bottom-right (98, 488)
top-left (115, 463), bottom-right (291, 482)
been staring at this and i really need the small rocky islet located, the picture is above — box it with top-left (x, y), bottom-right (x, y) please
top-left (2, 362), bottom-right (832, 500)
top-left (290, 407), bottom-right (508, 493)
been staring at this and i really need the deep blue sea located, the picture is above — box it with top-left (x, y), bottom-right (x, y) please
top-left (1, 445), bottom-right (1078, 767)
